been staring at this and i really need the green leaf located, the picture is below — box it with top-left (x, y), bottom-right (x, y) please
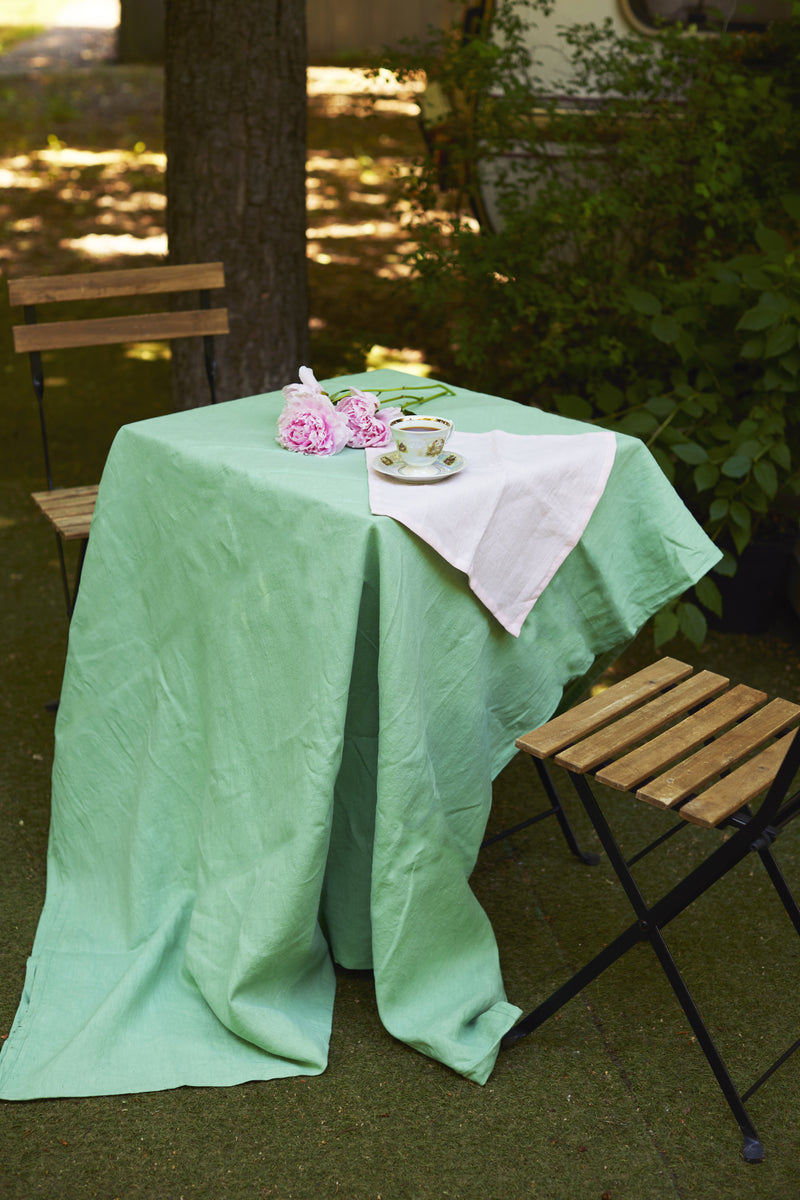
top-left (726, 253), bottom-right (763, 273)
top-left (735, 438), bottom-right (763, 459)
top-left (674, 329), bottom-right (695, 361)
top-left (677, 601), bottom-right (707, 648)
top-left (780, 193), bottom-right (800, 222)
top-left (761, 291), bottom-right (791, 314)
top-left (764, 323), bottom-right (798, 358)
top-left (650, 446), bottom-right (674, 483)
top-left (709, 282), bottom-right (740, 306)
top-left (644, 395), bottom-right (676, 418)
top-left (709, 498), bottom-right (729, 521)
top-left (729, 500), bottom-right (751, 531)
top-left (732, 523), bottom-right (751, 555)
top-left (625, 286), bottom-right (661, 316)
top-left (753, 459), bottom-right (779, 496)
top-left (681, 396), bottom-right (704, 419)
top-left (596, 381), bottom-right (625, 414)
top-left (746, 488), bottom-right (770, 516)
top-left (721, 454), bottom-right (751, 478)
top-left (740, 267), bottom-right (772, 290)
top-left (693, 462), bottom-right (719, 491)
top-left (740, 336), bottom-right (765, 359)
top-left (555, 393), bottom-right (593, 420)
top-left (653, 606), bottom-right (679, 648)
top-left (674, 441), bottom-right (708, 465)
top-left (737, 304), bottom-right (782, 331)
top-left (695, 574), bottom-right (723, 617)
top-left (616, 412), bottom-right (658, 436)
top-left (711, 265), bottom-right (740, 285)
top-left (714, 551), bottom-right (737, 578)
top-left (755, 224), bottom-right (787, 259)
top-left (770, 442), bottom-right (791, 470)
top-left (651, 313), bottom-right (680, 344)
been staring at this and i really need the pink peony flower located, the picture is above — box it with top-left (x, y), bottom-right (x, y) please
top-left (277, 369), bottom-right (351, 455)
top-left (336, 388), bottom-right (403, 448)
top-left (281, 365), bottom-right (328, 410)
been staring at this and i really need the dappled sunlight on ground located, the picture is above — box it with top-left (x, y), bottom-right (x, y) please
top-left (304, 75), bottom-right (425, 283)
top-left (37, 145), bottom-right (164, 168)
top-left (60, 230), bottom-right (167, 257)
top-left (307, 65), bottom-right (423, 117)
top-left (366, 344), bottom-right (432, 375)
top-left (0, 60), bottom-right (460, 378)
top-left (0, 68), bottom-right (425, 274)
top-left (0, 144), bottom-right (168, 266)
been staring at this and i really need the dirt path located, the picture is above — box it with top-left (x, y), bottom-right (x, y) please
top-left (0, 0), bottom-right (117, 74)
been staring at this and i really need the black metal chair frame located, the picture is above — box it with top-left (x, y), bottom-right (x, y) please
top-left (503, 723), bottom-right (800, 1163)
top-left (10, 263), bottom-right (227, 619)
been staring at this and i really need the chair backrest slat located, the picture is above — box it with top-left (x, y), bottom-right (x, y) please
top-left (13, 308), bottom-right (230, 353)
top-left (8, 262), bottom-right (225, 307)
top-left (10, 261), bottom-right (228, 618)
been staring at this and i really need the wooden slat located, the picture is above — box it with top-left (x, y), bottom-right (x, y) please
top-left (680, 728), bottom-right (800, 828)
top-left (596, 684), bottom-right (766, 792)
top-left (32, 486), bottom-right (98, 540)
top-left (8, 262), bottom-right (225, 306)
top-left (636, 697), bottom-right (800, 810)
top-left (556, 670), bottom-right (730, 775)
top-left (13, 308), bottom-right (229, 353)
top-left (515, 658), bottom-right (693, 760)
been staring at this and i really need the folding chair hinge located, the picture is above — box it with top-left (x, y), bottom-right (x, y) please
top-left (751, 825), bottom-right (779, 852)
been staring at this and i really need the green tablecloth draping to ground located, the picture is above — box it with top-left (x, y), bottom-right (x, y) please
top-left (0, 371), bottom-right (720, 1099)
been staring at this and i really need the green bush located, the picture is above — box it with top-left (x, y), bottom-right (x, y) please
top-left (383, 0), bottom-right (800, 641)
top-left (580, 200), bottom-right (800, 645)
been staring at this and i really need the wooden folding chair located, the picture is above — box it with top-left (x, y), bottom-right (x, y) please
top-left (507, 657), bottom-right (800, 1162)
top-left (9, 261), bottom-right (228, 617)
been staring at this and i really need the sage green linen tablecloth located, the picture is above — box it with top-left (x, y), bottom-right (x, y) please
top-left (0, 370), bottom-right (721, 1099)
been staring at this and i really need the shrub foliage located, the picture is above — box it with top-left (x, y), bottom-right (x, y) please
top-left (384, 0), bottom-right (800, 642)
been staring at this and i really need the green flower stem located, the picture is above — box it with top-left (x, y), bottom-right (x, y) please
top-left (329, 382), bottom-right (456, 413)
top-left (645, 403), bottom-right (680, 449)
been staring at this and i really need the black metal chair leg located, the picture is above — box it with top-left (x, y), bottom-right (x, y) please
top-left (645, 920), bottom-right (764, 1162)
top-left (481, 759), bottom-right (600, 863)
top-left (509, 661), bottom-right (800, 1163)
top-left (533, 759), bottom-right (601, 865)
top-left (71, 537), bottom-right (89, 613)
top-left (507, 768), bottom-right (769, 1160)
top-left (55, 532), bottom-right (72, 618)
top-left (756, 843), bottom-right (800, 940)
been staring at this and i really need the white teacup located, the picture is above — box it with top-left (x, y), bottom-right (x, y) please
top-left (390, 415), bottom-right (454, 470)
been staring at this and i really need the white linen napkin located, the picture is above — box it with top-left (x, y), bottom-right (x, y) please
top-left (366, 428), bottom-right (617, 637)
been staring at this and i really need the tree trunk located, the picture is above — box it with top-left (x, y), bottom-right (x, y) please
top-left (118, 0), bottom-right (165, 63)
top-left (164, 0), bottom-right (308, 407)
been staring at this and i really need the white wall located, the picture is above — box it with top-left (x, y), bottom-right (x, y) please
top-left (307, 0), bottom-right (450, 60)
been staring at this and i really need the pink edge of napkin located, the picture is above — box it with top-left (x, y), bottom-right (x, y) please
top-left (366, 429), bottom-right (617, 637)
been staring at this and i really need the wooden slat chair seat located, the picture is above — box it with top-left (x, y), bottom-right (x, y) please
top-left (30, 485), bottom-right (98, 542)
top-left (506, 657), bottom-right (800, 1163)
top-left (9, 262), bottom-right (228, 616)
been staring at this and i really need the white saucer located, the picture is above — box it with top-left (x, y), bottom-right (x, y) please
top-left (372, 450), bottom-right (466, 482)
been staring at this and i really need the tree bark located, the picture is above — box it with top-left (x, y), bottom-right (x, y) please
top-left (164, 0), bottom-right (308, 407)
top-left (118, 0), bottom-right (165, 63)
